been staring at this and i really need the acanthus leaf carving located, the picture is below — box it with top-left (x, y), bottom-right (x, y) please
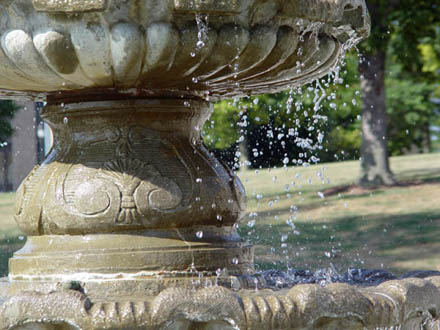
top-left (98, 157), bottom-right (184, 225)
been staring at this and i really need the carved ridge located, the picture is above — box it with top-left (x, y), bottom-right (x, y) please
top-left (0, 0), bottom-right (369, 100)
top-left (2, 278), bottom-right (440, 329)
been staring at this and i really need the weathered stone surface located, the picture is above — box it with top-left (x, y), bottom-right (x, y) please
top-left (10, 98), bottom-right (251, 280)
top-left (14, 100), bottom-right (245, 236)
top-left (9, 232), bottom-right (253, 281)
top-left (0, 0), bottom-right (370, 100)
top-left (33, 0), bottom-right (107, 12)
top-left (174, 0), bottom-right (240, 14)
top-left (2, 277), bottom-right (440, 329)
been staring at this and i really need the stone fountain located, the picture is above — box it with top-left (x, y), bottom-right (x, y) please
top-left (1, 0), bottom-right (440, 329)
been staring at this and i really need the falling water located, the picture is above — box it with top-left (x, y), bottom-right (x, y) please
top-left (176, 9), bottom-right (438, 292)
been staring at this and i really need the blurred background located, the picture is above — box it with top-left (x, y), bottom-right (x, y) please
top-left (1, 1), bottom-right (440, 277)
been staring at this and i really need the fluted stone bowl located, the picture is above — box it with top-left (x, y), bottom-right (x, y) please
top-left (0, 0), bottom-right (369, 101)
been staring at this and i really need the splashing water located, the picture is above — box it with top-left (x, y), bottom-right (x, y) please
top-left (200, 45), bottom-right (372, 280)
top-left (195, 13), bottom-right (209, 51)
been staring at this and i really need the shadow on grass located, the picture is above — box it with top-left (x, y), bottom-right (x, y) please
top-left (245, 190), bottom-right (387, 220)
top-left (397, 166), bottom-right (440, 181)
top-left (243, 211), bottom-right (440, 274)
top-left (321, 177), bottom-right (440, 199)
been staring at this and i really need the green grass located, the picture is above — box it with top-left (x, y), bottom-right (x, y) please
top-left (0, 193), bottom-right (25, 277)
top-left (0, 153), bottom-right (440, 277)
top-left (237, 153), bottom-right (440, 275)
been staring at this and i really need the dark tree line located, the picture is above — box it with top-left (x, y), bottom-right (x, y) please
top-left (0, 100), bottom-right (19, 191)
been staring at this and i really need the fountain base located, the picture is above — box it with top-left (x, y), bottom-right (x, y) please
top-left (9, 229), bottom-right (253, 282)
top-left (2, 275), bottom-right (440, 329)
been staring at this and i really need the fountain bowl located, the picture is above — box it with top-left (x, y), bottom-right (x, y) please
top-left (0, 0), bottom-right (369, 101)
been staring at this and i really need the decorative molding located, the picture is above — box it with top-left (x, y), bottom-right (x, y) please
top-left (0, 0), bottom-right (369, 100)
top-left (2, 277), bottom-right (440, 329)
top-left (99, 158), bottom-right (183, 224)
top-left (32, 0), bottom-right (107, 12)
top-left (55, 124), bottom-right (186, 226)
top-left (174, 0), bottom-right (239, 13)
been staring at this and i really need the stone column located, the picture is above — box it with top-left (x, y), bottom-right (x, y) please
top-left (10, 98), bottom-right (253, 296)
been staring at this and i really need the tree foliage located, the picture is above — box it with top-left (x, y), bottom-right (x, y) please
top-left (386, 63), bottom-right (438, 155)
top-left (0, 100), bottom-right (18, 144)
top-left (203, 53), bottom-right (362, 168)
top-left (203, 3), bottom-right (440, 170)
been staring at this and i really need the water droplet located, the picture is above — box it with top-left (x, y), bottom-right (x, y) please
top-left (196, 40), bottom-right (205, 48)
top-left (63, 117), bottom-right (68, 124)
top-left (196, 231), bottom-right (203, 239)
top-left (232, 257), bottom-right (239, 265)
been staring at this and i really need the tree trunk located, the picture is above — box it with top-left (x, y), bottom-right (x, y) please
top-left (422, 122), bottom-right (431, 154)
top-left (1, 143), bottom-right (12, 191)
top-left (238, 137), bottom-right (250, 170)
top-left (358, 50), bottom-right (396, 187)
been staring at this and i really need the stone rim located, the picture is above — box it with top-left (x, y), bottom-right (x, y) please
top-left (2, 276), bottom-right (440, 329)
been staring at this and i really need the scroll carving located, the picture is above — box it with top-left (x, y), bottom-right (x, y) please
top-left (99, 158), bottom-right (183, 224)
top-left (57, 124), bottom-right (186, 226)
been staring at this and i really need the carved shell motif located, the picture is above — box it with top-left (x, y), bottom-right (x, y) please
top-left (100, 158), bottom-right (183, 224)
top-left (61, 158), bottom-right (184, 226)
top-left (51, 123), bottom-right (190, 229)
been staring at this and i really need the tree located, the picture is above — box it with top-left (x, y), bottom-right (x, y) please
top-left (386, 63), bottom-right (438, 155)
top-left (203, 53), bottom-right (363, 168)
top-left (0, 100), bottom-right (19, 191)
top-left (358, 0), bottom-right (440, 186)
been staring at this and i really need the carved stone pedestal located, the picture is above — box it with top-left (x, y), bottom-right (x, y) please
top-left (11, 98), bottom-right (252, 284)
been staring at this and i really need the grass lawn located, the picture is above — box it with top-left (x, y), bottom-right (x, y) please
top-left (237, 153), bottom-right (440, 275)
top-left (0, 193), bottom-right (25, 277)
top-left (0, 153), bottom-right (439, 277)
